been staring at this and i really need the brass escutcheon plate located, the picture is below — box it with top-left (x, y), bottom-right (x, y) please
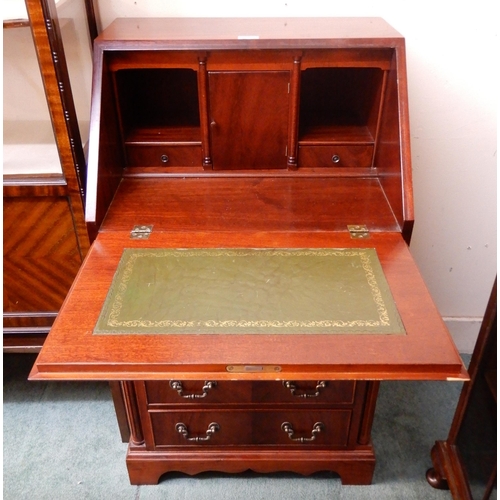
top-left (226, 365), bottom-right (281, 373)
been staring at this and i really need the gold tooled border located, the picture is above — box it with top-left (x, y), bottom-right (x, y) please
top-left (104, 249), bottom-right (395, 330)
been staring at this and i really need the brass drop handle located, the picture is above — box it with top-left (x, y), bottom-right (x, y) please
top-left (332, 154), bottom-right (340, 164)
top-left (169, 380), bottom-right (217, 399)
top-left (282, 380), bottom-right (327, 398)
top-left (175, 422), bottom-right (220, 442)
top-left (281, 421), bottom-right (324, 443)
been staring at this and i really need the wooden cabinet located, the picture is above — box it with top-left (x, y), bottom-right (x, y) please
top-left (427, 280), bottom-right (496, 499)
top-left (3, 177), bottom-right (85, 349)
top-left (31, 18), bottom-right (467, 487)
top-left (209, 70), bottom-right (290, 170)
top-left (3, 0), bottom-right (91, 351)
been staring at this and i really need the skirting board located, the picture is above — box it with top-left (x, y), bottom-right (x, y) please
top-left (443, 317), bottom-right (482, 354)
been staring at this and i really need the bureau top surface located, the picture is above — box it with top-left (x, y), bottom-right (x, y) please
top-left (96, 17), bottom-right (404, 48)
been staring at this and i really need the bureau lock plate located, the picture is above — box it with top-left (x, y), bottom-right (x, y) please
top-left (227, 365), bottom-right (282, 373)
top-left (130, 225), bottom-right (153, 239)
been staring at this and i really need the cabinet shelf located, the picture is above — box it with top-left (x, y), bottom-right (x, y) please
top-left (299, 67), bottom-right (383, 145)
top-left (124, 126), bottom-right (202, 145)
top-left (298, 125), bottom-right (374, 145)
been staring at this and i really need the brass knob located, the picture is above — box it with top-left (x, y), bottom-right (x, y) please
top-left (161, 154), bottom-right (169, 163)
top-left (332, 155), bottom-right (340, 164)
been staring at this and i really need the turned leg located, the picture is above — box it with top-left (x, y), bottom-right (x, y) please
top-left (426, 442), bottom-right (450, 490)
top-left (426, 467), bottom-right (449, 490)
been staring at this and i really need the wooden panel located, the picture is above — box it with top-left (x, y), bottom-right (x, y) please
top-left (253, 380), bottom-right (356, 405)
top-left (29, 231), bottom-right (466, 382)
top-left (125, 145), bottom-right (202, 167)
top-left (3, 312), bottom-right (56, 329)
top-left (149, 409), bottom-right (351, 447)
top-left (209, 71), bottom-right (289, 170)
top-left (150, 410), bottom-right (253, 447)
top-left (24, 0), bottom-right (89, 252)
top-left (145, 380), bottom-right (253, 405)
top-left (298, 145), bottom-right (373, 168)
top-left (3, 174), bottom-right (67, 197)
top-left (144, 380), bottom-right (355, 406)
top-left (3, 196), bottom-right (82, 315)
top-left (374, 51), bottom-right (414, 242)
top-left (253, 410), bottom-right (351, 446)
top-left (86, 50), bottom-right (125, 237)
top-left (96, 18), bottom-right (404, 48)
top-left (99, 177), bottom-right (399, 233)
top-left (108, 50), bottom-right (202, 71)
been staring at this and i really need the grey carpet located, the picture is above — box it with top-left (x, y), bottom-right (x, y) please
top-left (3, 353), bottom-right (469, 499)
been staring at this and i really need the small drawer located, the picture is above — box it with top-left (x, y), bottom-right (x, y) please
top-left (125, 144), bottom-right (202, 167)
top-left (253, 380), bottom-right (356, 405)
top-left (145, 380), bottom-right (252, 405)
top-left (253, 409), bottom-right (352, 447)
top-left (298, 145), bottom-right (373, 168)
top-left (151, 410), bottom-right (253, 447)
top-left (145, 380), bottom-right (355, 406)
top-left (150, 409), bottom-right (351, 447)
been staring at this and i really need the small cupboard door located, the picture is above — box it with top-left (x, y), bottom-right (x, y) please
top-left (208, 71), bottom-right (289, 170)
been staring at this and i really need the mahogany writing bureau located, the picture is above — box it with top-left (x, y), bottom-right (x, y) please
top-left (30, 18), bottom-right (467, 486)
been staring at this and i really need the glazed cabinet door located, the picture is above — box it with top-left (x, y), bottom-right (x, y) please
top-left (209, 71), bottom-right (289, 170)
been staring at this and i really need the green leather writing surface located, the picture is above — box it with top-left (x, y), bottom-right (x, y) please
top-left (94, 248), bottom-right (405, 335)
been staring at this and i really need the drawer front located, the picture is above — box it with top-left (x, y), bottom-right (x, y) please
top-left (126, 145), bottom-right (202, 167)
top-left (298, 145), bottom-right (373, 168)
top-left (151, 410), bottom-right (253, 446)
top-left (145, 380), bottom-right (252, 405)
top-left (145, 380), bottom-right (355, 406)
top-left (254, 409), bottom-right (352, 446)
top-left (253, 380), bottom-right (355, 404)
top-left (150, 409), bottom-right (351, 447)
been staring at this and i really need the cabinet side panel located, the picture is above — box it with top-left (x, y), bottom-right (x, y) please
top-left (3, 195), bottom-right (82, 317)
top-left (373, 48), bottom-right (412, 236)
top-left (86, 49), bottom-right (124, 237)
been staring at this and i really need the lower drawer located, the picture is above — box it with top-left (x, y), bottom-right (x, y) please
top-left (298, 145), bottom-right (373, 168)
top-left (126, 144), bottom-right (202, 167)
top-left (150, 409), bottom-right (352, 448)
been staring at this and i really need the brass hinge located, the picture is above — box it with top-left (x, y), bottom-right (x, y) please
top-left (130, 225), bottom-right (153, 239)
top-left (347, 225), bottom-right (369, 239)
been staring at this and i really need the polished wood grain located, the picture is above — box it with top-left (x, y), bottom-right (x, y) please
top-left (129, 377), bottom-right (374, 485)
top-left (374, 49), bottom-right (413, 243)
top-left (30, 230), bottom-right (466, 382)
top-left (25, 0), bottom-right (89, 252)
top-left (3, 186), bottom-right (84, 352)
top-left (30, 18), bottom-right (466, 487)
top-left (298, 145), bottom-right (374, 169)
top-left (86, 17), bottom-right (411, 234)
top-left (427, 280), bottom-right (496, 499)
top-left (209, 71), bottom-right (289, 170)
top-left (143, 380), bottom-right (356, 406)
top-left (96, 18), bottom-right (404, 47)
top-left (3, 196), bottom-right (83, 313)
top-left (125, 144), bottom-right (202, 167)
top-left (4, 0), bottom-right (92, 350)
top-left (100, 177), bottom-right (400, 233)
top-left (126, 447), bottom-right (376, 485)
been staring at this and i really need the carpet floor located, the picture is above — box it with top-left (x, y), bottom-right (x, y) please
top-left (3, 353), bottom-right (469, 499)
